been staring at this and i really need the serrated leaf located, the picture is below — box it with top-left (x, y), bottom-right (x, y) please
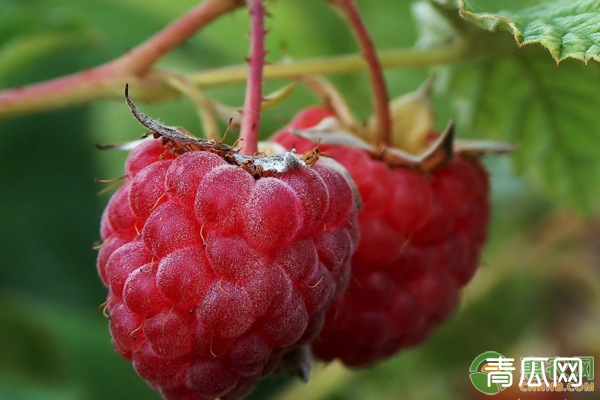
top-left (453, 50), bottom-right (600, 214)
top-left (432, 0), bottom-right (600, 64)
top-left (415, 1), bottom-right (600, 214)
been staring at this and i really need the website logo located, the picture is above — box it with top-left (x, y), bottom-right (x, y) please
top-left (470, 351), bottom-right (594, 395)
top-left (470, 351), bottom-right (515, 395)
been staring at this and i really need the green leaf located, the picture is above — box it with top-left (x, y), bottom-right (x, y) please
top-left (449, 49), bottom-right (600, 213)
top-left (432, 0), bottom-right (600, 64)
top-left (414, 1), bottom-right (600, 214)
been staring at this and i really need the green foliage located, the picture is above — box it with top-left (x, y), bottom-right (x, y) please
top-left (434, 0), bottom-right (600, 63)
top-left (416, 0), bottom-right (600, 214)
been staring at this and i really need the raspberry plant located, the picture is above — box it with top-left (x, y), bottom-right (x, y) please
top-left (2, 0), bottom-right (600, 400)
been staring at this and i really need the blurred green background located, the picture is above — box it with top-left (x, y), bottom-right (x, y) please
top-left (1, 0), bottom-right (598, 399)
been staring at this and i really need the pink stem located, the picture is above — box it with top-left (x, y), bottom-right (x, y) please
top-left (239, 0), bottom-right (266, 156)
top-left (0, 0), bottom-right (245, 116)
top-left (333, 0), bottom-right (391, 146)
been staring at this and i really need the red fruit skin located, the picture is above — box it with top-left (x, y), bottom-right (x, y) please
top-left (273, 107), bottom-right (490, 367)
top-left (97, 140), bottom-right (358, 400)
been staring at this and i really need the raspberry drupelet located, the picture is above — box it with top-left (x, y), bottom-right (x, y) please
top-left (273, 105), bottom-right (491, 367)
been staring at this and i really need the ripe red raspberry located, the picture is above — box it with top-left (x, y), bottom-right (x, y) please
top-left (97, 137), bottom-right (358, 399)
top-left (273, 106), bottom-right (490, 367)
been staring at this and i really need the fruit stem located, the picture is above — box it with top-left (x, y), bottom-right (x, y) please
top-left (330, 0), bottom-right (391, 146)
top-left (0, 44), bottom-right (466, 120)
top-left (239, 0), bottom-right (267, 156)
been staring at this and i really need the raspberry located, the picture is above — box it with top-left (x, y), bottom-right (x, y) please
top-left (273, 106), bottom-right (490, 367)
top-left (97, 133), bottom-right (358, 399)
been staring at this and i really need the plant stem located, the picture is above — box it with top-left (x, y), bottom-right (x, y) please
top-left (239, 0), bottom-right (266, 156)
top-left (192, 44), bottom-right (466, 86)
top-left (330, 0), bottom-right (391, 145)
top-left (0, 0), bottom-right (245, 118)
top-left (0, 44), bottom-right (466, 120)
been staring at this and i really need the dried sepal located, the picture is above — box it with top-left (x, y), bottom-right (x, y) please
top-left (292, 117), bottom-right (373, 151)
top-left (274, 345), bottom-right (313, 383)
top-left (292, 77), bottom-right (515, 172)
top-left (454, 139), bottom-right (517, 157)
top-left (367, 77), bottom-right (435, 154)
top-left (381, 121), bottom-right (455, 172)
top-left (161, 72), bottom-right (221, 142)
top-left (122, 84), bottom-right (310, 178)
top-left (292, 117), bottom-right (455, 172)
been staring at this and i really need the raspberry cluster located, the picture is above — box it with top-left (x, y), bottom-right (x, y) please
top-left (97, 138), bottom-right (358, 399)
top-left (273, 107), bottom-right (490, 366)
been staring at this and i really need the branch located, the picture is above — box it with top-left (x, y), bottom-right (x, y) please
top-left (330, 0), bottom-right (391, 145)
top-left (239, 0), bottom-right (266, 156)
top-left (191, 43), bottom-right (467, 85)
top-left (0, 0), bottom-right (245, 117)
top-left (0, 44), bottom-right (466, 120)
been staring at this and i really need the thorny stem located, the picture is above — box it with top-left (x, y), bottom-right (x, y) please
top-left (330, 0), bottom-right (391, 146)
top-left (239, 0), bottom-right (266, 156)
top-left (0, 44), bottom-right (466, 120)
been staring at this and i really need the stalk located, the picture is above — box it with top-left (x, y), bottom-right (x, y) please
top-left (330, 0), bottom-right (391, 145)
top-left (239, 0), bottom-right (267, 156)
top-left (0, 44), bottom-right (467, 120)
top-left (0, 0), bottom-right (245, 118)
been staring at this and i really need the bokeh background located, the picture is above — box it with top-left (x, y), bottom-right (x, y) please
top-left (1, 0), bottom-right (598, 399)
